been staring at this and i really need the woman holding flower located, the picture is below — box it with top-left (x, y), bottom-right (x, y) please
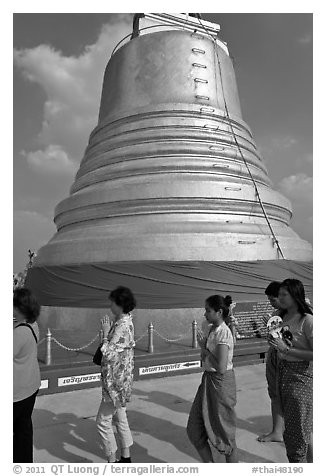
top-left (269, 279), bottom-right (313, 463)
top-left (96, 286), bottom-right (136, 463)
top-left (187, 294), bottom-right (238, 463)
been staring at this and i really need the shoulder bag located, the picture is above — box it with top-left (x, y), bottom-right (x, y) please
top-left (15, 323), bottom-right (38, 343)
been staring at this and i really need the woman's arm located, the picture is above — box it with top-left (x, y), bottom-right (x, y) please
top-left (101, 320), bottom-right (131, 360)
top-left (196, 328), bottom-right (207, 350)
top-left (269, 337), bottom-right (313, 361)
top-left (282, 347), bottom-right (313, 361)
top-left (206, 344), bottom-right (229, 374)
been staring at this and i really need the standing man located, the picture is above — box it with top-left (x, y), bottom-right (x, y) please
top-left (258, 281), bottom-right (283, 442)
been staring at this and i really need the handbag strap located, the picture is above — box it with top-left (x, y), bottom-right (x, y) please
top-left (15, 323), bottom-right (38, 343)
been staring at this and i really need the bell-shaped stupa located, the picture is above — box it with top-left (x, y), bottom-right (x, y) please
top-left (27, 13), bottom-right (312, 315)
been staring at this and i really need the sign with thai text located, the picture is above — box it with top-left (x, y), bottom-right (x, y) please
top-left (58, 372), bottom-right (101, 387)
top-left (233, 301), bottom-right (273, 339)
top-left (139, 360), bottom-right (201, 376)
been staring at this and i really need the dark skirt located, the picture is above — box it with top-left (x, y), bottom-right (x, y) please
top-left (266, 347), bottom-right (279, 402)
top-left (278, 359), bottom-right (313, 463)
top-left (187, 370), bottom-right (237, 455)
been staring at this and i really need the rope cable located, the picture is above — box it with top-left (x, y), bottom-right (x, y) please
top-left (196, 17), bottom-right (286, 259)
top-left (111, 21), bottom-right (202, 57)
top-left (111, 14), bottom-right (286, 258)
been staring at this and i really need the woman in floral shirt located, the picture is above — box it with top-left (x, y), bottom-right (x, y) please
top-left (96, 286), bottom-right (136, 463)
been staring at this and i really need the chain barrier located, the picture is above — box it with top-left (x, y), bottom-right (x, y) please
top-left (37, 337), bottom-right (46, 346)
top-left (40, 321), bottom-right (198, 364)
top-left (134, 331), bottom-right (148, 343)
top-left (48, 331), bottom-right (149, 352)
top-left (153, 328), bottom-right (192, 342)
top-left (47, 328), bottom-right (192, 350)
top-left (51, 334), bottom-right (99, 352)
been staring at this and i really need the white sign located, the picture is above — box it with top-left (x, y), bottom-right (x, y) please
top-left (58, 372), bottom-right (101, 387)
top-left (139, 360), bottom-right (201, 376)
top-left (40, 379), bottom-right (48, 389)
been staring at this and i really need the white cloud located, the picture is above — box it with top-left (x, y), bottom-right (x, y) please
top-left (295, 152), bottom-right (313, 167)
top-left (257, 134), bottom-right (299, 164)
top-left (272, 135), bottom-right (298, 149)
top-left (21, 145), bottom-right (77, 176)
top-left (13, 16), bottom-right (132, 175)
top-left (278, 173), bottom-right (313, 203)
top-left (14, 210), bottom-right (53, 226)
top-left (277, 174), bottom-right (313, 245)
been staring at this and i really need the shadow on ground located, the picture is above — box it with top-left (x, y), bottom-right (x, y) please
top-left (33, 387), bottom-right (284, 463)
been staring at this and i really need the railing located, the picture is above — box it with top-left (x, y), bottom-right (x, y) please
top-left (39, 320), bottom-right (199, 365)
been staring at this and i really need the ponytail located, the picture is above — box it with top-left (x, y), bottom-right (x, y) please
top-left (205, 294), bottom-right (233, 321)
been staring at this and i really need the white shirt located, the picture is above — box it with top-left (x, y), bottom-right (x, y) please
top-left (13, 322), bottom-right (40, 402)
top-left (203, 321), bottom-right (234, 372)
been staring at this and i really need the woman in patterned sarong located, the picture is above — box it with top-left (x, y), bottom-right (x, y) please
top-left (187, 294), bottom-right (238, 463)
top-left (96, 286), bottom-right (136, 463)
top-left (269, 279), bottom-right (313, 463)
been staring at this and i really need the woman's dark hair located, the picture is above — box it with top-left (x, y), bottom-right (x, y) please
top-left (279, 279), bottom-right (312, 318)
top-left (265, 281), bottom-right (281, 297)
top-left (109, 286), bottom-right (136, 314)
top-left (13, 287), bottom-right (41, 323)
top-left (205, 294), bottom-right (232, 321)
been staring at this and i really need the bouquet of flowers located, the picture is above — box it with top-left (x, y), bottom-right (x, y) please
top-left (266, 315), bottom-right (293, 347)
top-left (266, 315), bottom-right (283, 339)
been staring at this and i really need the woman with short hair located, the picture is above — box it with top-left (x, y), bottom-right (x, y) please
top-left (13, 287), bottom-right (41, 462)
top-left (96, 286), bottom-right (136, 463)
top-left (258, 280), bottom-right (283, 443)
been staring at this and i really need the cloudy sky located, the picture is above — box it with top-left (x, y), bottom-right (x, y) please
top-left (13, 10), bottom-right (313, 273)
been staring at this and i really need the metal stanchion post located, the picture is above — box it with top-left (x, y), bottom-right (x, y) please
top-left (45, 328), bottom-right (52, 365)
top-left (192, 320), bottom-right (198, 348)
top-left (148, 322), bottom-right (154, 353)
